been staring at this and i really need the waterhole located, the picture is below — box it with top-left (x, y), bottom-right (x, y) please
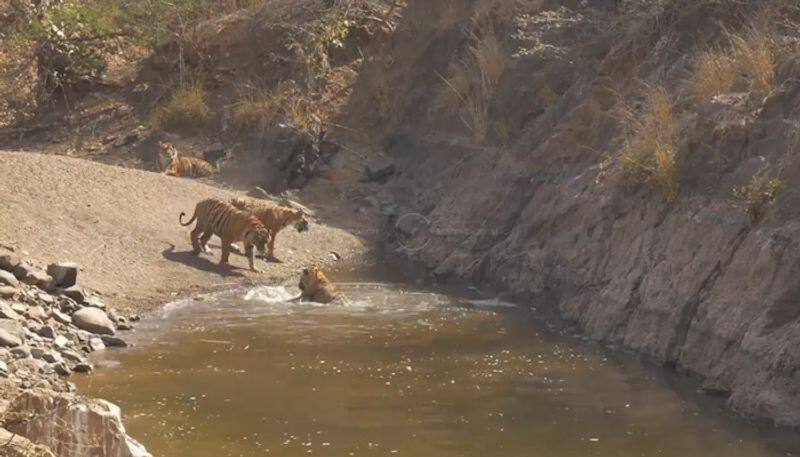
top-left (76, 268), bottom-right (800, 456)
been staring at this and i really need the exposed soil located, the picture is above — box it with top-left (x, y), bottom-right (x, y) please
top-left (0, 151), bottom-right (365, 313)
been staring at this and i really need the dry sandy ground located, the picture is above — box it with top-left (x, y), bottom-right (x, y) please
top-left (0, 151), bottom-right (365, 312)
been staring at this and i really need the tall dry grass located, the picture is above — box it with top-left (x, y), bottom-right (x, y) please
top-left (151, 81), bottom-right (211, 131)
top-left (436, 20), bottom-right (509, 142)
top-left (687, 51), bottom-right (737, 101)
top-left (619, 86), bottom-right (680, 202)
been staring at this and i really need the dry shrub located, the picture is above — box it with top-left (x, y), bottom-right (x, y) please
top-left (232, 82), bottom-right (295, 131)
top-left (732, 170), bottom-right (784, 223)
top-left (285, 95), bottom-right (322, 136)
top-left (619, 86), bottom-right (680, 202)
top-left (688, 51), bottom-right (737, 101)
top-left (436, 20), bottom-right (509, 142)
top-left (152, 82), bottom-right (211, 131)
top-left (730, 25), bottom-right (776, 97)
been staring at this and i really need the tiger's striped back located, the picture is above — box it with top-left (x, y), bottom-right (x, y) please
top-left (166, 156), bottom-right (215, 178)
top-left (180, 198), bottom-right (268, 245)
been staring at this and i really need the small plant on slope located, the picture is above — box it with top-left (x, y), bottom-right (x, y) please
top-left (732, 170), bottom-right (784, 223)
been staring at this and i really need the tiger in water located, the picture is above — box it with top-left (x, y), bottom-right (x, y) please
top-left (160, 142), bottom-right (215, 178)
top-left (179, 198), bottom-right (270, 272)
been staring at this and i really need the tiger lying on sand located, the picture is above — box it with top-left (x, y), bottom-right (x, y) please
top-left (298, 266), bottom-right (345, 304)
top-left (229, 198), bottom-right (309, 261)
top-left (160, 142), bottom-right (215, 178)
top-left (179, 198), bottom-right (270, 272)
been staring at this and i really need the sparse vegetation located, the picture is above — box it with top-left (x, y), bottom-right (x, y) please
top-left (733, 170), bottom-right (784, 223)
top-left (687, 22), bottom-right (778, 102)
top-left (730, 25), bottom-right (776, 97)
top-left (151, 83), bottom-right (211, 131)
top-left (436, 19), bottom-right (509, 142)
top-left (618, 86), bottom-right (680, 203)
top-left (688, 51), bottom-right (737, 101)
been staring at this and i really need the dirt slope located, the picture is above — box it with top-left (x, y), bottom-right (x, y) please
top-left (0, 151), bottom-right (364, 312)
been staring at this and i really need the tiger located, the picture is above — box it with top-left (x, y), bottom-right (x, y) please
top-left (179, 198), bottom-right (270, 272)
top-left (298, 266), bottom-right (344, 304)
top-left (160, 142), bottom-right (215, 178)
top-left (229, 198), bottom-right (309, 262)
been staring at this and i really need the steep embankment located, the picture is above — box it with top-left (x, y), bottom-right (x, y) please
top-left (350, 0), bottom-right (800, 426)
top-left (0, 152), bottom-right (363, 312)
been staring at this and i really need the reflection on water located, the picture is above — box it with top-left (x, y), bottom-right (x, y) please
top-left (77, 279), bottom-right (800, 457)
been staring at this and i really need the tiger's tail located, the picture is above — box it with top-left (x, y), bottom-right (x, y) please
top-left (179, 208), bottom-right (197, 226)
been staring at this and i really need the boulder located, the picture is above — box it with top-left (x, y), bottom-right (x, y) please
top-left (46, 262), bottom-right (78, 288)
top-left (0, 302), bottom-right (20, 320)
top-left (15, 265), bottom-right (54, 290)
top-left (72, 308), bottom-right (115, 335)
top-left (84, 295), bottom-right (107, 310)
top-left (364, 159), bottom-right (395, 183)
top-left (0, 426), bottom-right (55, 457)
top-left (7, 389), bottom-right (152, 457)
top-left (25, 305), bottom-right (48, 322)
top-left (37, 325), bottom-right (56, 339)
top-left (42, 351), bottom-right (62, 364)
top-left (60, 286), bottom-right (86, 304)
top-left (53, 335), bottom-right (70, 349)
top-left (10, 346), bottom-right (30, 359)
top-left (89, 337), bottom-right (106, 352)
top-left (0, 254), bottom-right (20, 272)
top-left (59, 349), bottom-right (84, 363)
top-left (0, 360), bottom-right (8, 378)
top-left (72, 363), bottom-right (93, 374)
top-left (101, 335), bottom-right (128, 348)
top-left (0, 286), bottom-right (18, 299)
top-left (50, 309), bottom-right (72, 325)
top-left (30, 347), bottom-right (45, 359)
top-left (0, 269), bottom-right (19, 288)
top-left (0, 319), bottom-right (23, 347)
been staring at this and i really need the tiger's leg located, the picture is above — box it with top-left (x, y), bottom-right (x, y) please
top-left (190, 226), bottom-right (203, 255)
top-left (244, 243), bottom-right (262, 273)
top-left (199, 231), bottom-right (213, 254)
top-left (266, 232), bottom-right (279, 262)
top-left (219, 237), bottom-right (231, 266)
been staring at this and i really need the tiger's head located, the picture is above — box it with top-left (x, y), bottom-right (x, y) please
top-left (298, 266), bottom-right (329, 293)
top-left (285, 208), bottom-right (309, 233)
top-left (244, 217), bottom-right (270, 254)
top-left (158, 141), bottom-right (178, 171)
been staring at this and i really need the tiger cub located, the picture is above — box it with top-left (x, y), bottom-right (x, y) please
top-left (160, 142), bottom-right (215, 178)
top-left (179, 198), bottom-right (270, 272)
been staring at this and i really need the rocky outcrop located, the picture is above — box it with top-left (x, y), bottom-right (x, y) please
top-left (0, 427), bottom-right (55, 457)
top-left (5, 389), bottom-right (151, 457)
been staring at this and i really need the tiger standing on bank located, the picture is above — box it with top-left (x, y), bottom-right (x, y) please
top-left (229, 198), bottom-right (309, 262)
top-left (179, 198), bottom-right (270, 272)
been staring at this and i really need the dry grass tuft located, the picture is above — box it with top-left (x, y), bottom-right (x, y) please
top-left (619, 86), bottom-right (680, 202)
top-left (732, 170), bottom-right (784, 223)
top-left (436, 20), bottom-right (509, 142)
top-left (152, 83), bottom-right (211, 131)
top-left (730, 25), bottom-right (776, 97)
top-left (688, 51), bottom-right (737, 101)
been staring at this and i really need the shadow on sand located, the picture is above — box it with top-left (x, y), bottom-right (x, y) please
top-left (161, 244), bottom-right (245, 278)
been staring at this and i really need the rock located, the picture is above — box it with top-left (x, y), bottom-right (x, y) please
top-left (7, 389), bottom-right (153, 457)
top-left (26, 305), bottom-right (48, 321)
top-left (364, 159), bottom-right (395, 183)
top-left (14, 265), bottom-right (54, 290)
top-left (10, 346), bottom-right (30, 359)
top-left (72, 363), bottom-right (93, 374)
top-left (10, 302), bottom-right (26, 314)
top-left (37, 325), bottom-right (56, 339)
top-left (0, 269), bottom-right (19, 288)
top-left (84, 295), bottom-right (107, 310)
top-left (0, 286), bottom-right (17, 299)
top-left (0, 426), bottom-right (55, 457)
top-left (30, 347), bottom-right (45, 359)
top-left (107, 308), bottom-right (121, 323)
top-left (0, 360), bottom-right (8, 377)
top-left (60, 285), bottom-right (86, 304)
top-left (46, 262), bottom-right (78, 288)
top-left (54, 363), bottom-right (71, 376)
top-left (0, 302), bottom-right (20, 320)
top-left (72, 308), bottom-right (115, 335)
top-left (50, 309), bottom-right (72, 325)
top-left (0, 322), bottom-right (22, 347)
top-left (53, 335), bottom-right (69, 349)
top-left (59, 349), bottom-right (84, 363)
top-left (101, 335), bottom-right (128, 348)
top-left (89, 337), bottom-right (106, 352)
top-left (117, 323), bottom-right (133, 331)
top-left (42, 351), bottom-right (62, 364)
top-left (36, 292), bottom-right (55, 305)
top-left (0, 253), bottom-right (20, 272)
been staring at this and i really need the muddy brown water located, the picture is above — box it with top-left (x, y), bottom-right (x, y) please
top-left (76, 267), bottom-right (800, 457)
